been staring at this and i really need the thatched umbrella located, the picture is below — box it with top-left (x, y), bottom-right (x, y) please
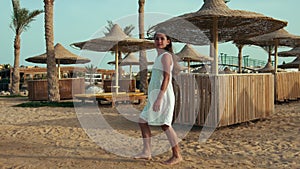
top-left (277, 46), bottom-right (300, 57)
top-left (107, 53), bottom-right (153, 79)
top-left (71, 24), bottom-right (155, 93)
top-left (175, 44), bottom-right (212, 73)
top-left (26, 43), bottom-right (91, 79)
top-left (256, 61), bottom-right (274, 73)
top-left (235, 29), bottom-right (300, 73)
top-left (219, 66), bottom-right (235, 74)
top-left (191, 65), bottom-right (209, 74)
top-left (256, 61), bottom-right (286, 73)
top-left (147, 0), bottom-right (287, 74)
top-left (277, 47), bottom-right (300, 70)
top-left (278, 57), bottom-right (300, 70)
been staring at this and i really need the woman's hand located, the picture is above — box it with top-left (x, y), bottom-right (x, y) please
top-left (153, 98), bottom-right (162, 112)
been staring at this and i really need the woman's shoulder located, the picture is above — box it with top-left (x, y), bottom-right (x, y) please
top-left (161, 52), bottom-right (173, 65)
top-left (160, 52), bottom-right (172, 59)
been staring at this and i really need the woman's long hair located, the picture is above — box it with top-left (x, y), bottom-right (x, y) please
top-left (154, 30), bottom-right (181, 76)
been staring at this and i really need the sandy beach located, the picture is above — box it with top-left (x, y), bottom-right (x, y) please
top-left (0, 97), bottom-right (299, 169)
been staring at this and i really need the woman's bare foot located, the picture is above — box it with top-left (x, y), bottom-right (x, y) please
top-left (133, 152), bottom-right (152, 160)
top-left (161, 155), bottom-right (183, 165)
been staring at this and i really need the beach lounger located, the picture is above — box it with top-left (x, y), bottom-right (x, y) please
top-left (74, 92), bottom-right (147, 107)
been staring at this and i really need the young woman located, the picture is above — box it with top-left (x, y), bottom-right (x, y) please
top-left (134, 30), bottom-right (182, 165)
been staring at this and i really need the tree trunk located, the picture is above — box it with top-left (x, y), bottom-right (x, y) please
top-left (138, 0), bottom-right (148, 94)
top-left (11, 34), bottom-right (21, 95)
top-left (44, 0), bottom-right (60, 102)
top-left (268, 46), bottom-right (272, 63)
top-left (237, 44), bottom-right (243, 73)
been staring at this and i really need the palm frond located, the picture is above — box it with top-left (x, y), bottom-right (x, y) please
top-left (85, 64), bottom-right (98, 74)
top-left (22, 10), bottom-right (43, 32)
top-left (10, 1), bottom-right (42, 34)
top-left (104, 20), bottom-right (114, 36)
top-left (124, 25), bottom-right (135, 37)
top-left (12, 0), bottom-right (20, 16)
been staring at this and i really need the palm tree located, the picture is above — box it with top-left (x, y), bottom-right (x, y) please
top-left (138, 0), bottom-right (148, 94)
top-left (10, 0), bottom-right (43, 95)
top-left (44, 0), bottom-right (60, 101)
top-left (85, 64), bottom-right (98, 85)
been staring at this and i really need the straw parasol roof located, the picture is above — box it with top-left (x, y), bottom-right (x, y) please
top-left (192, 66), bottom-right (208, 74)
top-left (277, 46), bottom-right (300, 57)
top-left (235, 29), bottom-right (300, 47)
top-left (234, 29), bottom-right (300, 73)
top-left (175, 44), bottom-right (212, 73)
top-left (219, 67), bottom-right (235, 74)
top-left (176, 44), bottom-right (212, 62)
top-left (278, 57), bottom-right (300, 69)
top-left (148, 0), bottom-right (287, 74)
top-left (71, 24), bottom-right (155, 93)
top-left (71, 24), bottom-right (155, 53)
top-left (147, 0), bottom-right (287, 45)
top-left (276, 46), bottom-right (300, 70)
top-left (257, 62), bottom-right (274, 73)
top-left (26, 43), bottom-right (91, 79)
top-left (26, 43), bottom-right (90, 64)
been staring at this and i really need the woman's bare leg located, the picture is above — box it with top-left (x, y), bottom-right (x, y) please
top-left (161, 125), bottom-right (182, 165)
top-left (134, 118), bottom-right (152, 160)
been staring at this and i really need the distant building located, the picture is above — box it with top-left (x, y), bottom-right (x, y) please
top-left (0, 66), bottom-right (115, 91)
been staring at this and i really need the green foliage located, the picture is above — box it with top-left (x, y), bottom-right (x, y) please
top-left (10, 0), bottom-right (43, 34)
top-left (85, 64), bottom-right (98, 85)
top-left (85, 64), bottom-right (97, 74)
top-left (123, 25), bottom-right (135, 37)
top-left (4, 64), bottom-right (11, 69)
top-left (14, 101), bottom-right (74, 107)
top-left (104, 20), bottom-right (135, 37)
top-left (0, 94), bottom-right (26, 98)
top-left (0, 77), bottom-right (10, 83)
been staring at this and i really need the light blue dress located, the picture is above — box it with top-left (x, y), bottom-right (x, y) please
top-left (140, 52), bottom-right (175, 126)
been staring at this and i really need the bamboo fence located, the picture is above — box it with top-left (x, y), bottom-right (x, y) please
top-left (173, 73), bottom-right (274, 127)
top-left (276, 72), bottom-right (300, 101)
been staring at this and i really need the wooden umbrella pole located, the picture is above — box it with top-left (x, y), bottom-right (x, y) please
top-left (129, 65), bottom-right (132, 79)
top-left (238, 45), bottom-right (243, 73)
top-left (212, 17), bottom-right (218, 75)
top-left (188, 60), bottom-right (191, 73)
top-left (210, 17), bottom-right (219, 126)
top-left (274, 39), bottom-right (279, 74)
top-left (273, 39), bottom-right (279, 102)
top-left (58, 60), bottom-right (61, 79)
top-left (115, 44), bottom-right (119, 94)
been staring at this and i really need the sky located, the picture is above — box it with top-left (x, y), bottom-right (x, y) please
top-left (0, 0), bottom-right (299, 72)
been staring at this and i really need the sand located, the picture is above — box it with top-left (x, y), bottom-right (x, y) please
top-left (0, 97), bottom-right (299, 169)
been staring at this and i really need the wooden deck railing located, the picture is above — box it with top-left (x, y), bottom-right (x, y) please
top-left (276, 72), bottom-right (300, 101)
top-left (173, 73), bottom-right (274, 127)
